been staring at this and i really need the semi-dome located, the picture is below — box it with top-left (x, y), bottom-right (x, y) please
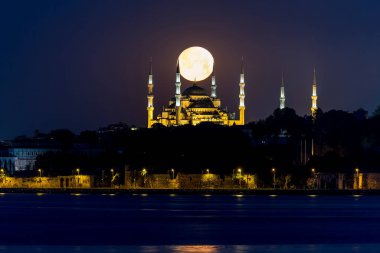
top-left (189, 99), bottom-right (215, 108)
top-left (182, 84), bottom-right (208, 96)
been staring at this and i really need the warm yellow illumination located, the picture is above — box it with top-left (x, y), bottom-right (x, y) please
top-left (172, 245), bottom-right (219, 253)
top-left (178, 46), bottom-right (214, 82)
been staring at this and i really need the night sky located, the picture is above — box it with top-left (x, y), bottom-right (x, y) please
top-left (1, 0), bottom-right (380, 139)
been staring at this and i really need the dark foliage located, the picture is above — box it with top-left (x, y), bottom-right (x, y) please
top-left (31, 106), bottom-right (380, 187)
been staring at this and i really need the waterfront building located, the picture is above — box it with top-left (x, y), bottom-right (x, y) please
top-left (0, 141), bottom-right (60, 174)
top-left (0, 139), bottom-right (104, 175)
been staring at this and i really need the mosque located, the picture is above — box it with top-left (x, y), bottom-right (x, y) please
top-left (146, 47), bottom-right (318, 128)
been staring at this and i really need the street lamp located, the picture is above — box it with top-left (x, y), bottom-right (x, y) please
top-left (76, 168), bottom-right (80, 175)
top-left (206, 169), bottom-right (210, 186)
top-left (110, 168), bottom-right (114, 178)
top-left (171, 168), bottom-right (175, 179)
top-left (38, 168), bottom-right (42, 178)
top-left (272, 168), bottom-right (276, 189)
top-left (311, 168), bottom-right (317, 189)
top-left (237, 168), bottom-right (242, 187)
top-left (142, 168), bottom-right (147, 184)
top-left (355, 168), bottom-right (360, 189)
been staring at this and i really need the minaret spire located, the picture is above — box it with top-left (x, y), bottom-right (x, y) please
top-left (311, 68), bottom-right (318, 118)
top-left (211, 63), bottom-right (217, 98)
top-left (280, 72), bottom-right (285, 109)
top-left (238, 57), bottom-right (245, 124)
top-left (147, 58), bottom-right (154, 128)
top-left (175, 60), bottom-right (182, 125)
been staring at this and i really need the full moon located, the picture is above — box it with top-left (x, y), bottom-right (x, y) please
top-left (178, 46), bottom-right (214, 82)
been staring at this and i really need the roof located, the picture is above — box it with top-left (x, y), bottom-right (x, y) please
top-left (182, 84), bottom-right (208, 96)
top-left (189, 99), bottom-right (215, 108)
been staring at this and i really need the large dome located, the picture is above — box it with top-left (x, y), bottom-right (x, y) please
top-left (182, 84), bottom-right (208, 96)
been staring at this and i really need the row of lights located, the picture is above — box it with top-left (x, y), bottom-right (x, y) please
top-left (36, 168), bottom-right (118, 177)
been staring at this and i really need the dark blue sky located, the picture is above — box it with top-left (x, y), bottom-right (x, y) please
top-left (1, 0), bottom-right (380, 139)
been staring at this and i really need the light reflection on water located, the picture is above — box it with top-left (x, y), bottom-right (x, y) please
top-left (1, 194), bottom-right (380, 247)
top-left (170, 245), bottom-right (220, 253)
top-left (0, 244), bottom-right (378, 253)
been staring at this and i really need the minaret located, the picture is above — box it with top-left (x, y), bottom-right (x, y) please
top-left (311, 68), bottom-right (318, 118)
top-left (175, 61), bottom-right (182, 125)
top-left (147, 59), bottom-right (154, 128)
top-left (239, 57), bottom-right (245, 125)
top-left (280, 72), bottom-right (285, 110)
top-left (211, 63), bottom-right (216, 98)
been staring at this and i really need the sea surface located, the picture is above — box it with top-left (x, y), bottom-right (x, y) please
top-left (0, 192), bottom-right (379, 252)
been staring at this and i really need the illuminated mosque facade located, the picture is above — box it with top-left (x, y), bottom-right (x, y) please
top-left (147, 48), bottom-right (246, 128)
top-left (146, 47), bottom-right (318, 128)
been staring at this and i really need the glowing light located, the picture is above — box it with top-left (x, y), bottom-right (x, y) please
top-left (269, 195), bottom-right (278, 197)
top-left (308, 195), bottom-right (318, 198)
top-left (172, 245), bottom-right (220, 253)
top-left (36, 193), bottom-right (45, 196)
top-left (178, 46), bottom-right (214, 82)
top-left (233, 194), bottom-right (244, 198)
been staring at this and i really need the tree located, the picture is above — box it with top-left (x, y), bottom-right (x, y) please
top-left (372, 105), bottom-right (380, 118)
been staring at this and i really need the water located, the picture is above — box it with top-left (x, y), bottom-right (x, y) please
top-left (0, 193), bottom-right (379, 252)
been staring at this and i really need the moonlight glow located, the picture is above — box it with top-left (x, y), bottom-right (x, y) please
top-left (178, 46), bottom-right (214, 82)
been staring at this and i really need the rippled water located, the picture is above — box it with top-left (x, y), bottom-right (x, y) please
top-left (0, 193), bottom-right (379, 252)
